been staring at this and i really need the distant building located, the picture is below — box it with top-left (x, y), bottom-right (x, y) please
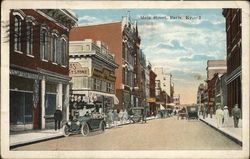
top-left (9, 9), bottom-right (77, 131)
top-left (69, 39), bottom-right (119, 116)
top-left (222, 9), bottom-right (242, 113)
top-left (173, 94), bottom-right (180, 105)
top-left (69, 12), bottom-right (141, 111)
top-left (197, 83), bottom-right (206, 105)
top-left (149, 69), bottom-right (157, 115)
top-left (154, 67), bottom-right (174, 103)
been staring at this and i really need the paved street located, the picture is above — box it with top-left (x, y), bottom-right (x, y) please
top-left (12, 117), bottom-right (241, 151)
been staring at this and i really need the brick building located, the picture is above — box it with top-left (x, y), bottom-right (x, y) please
top-left (206, 60), bottom-right (227, 113)
top-left (222, 9), bottom-right (242, 113)
top-left (69, 39), bottom-right (119, 116)
top-left (69, 12), bottom-right (141, 111)
top-left (149, 64), bottom-right (157, 115)
top-left (9, 9), bottom-right (77, 131)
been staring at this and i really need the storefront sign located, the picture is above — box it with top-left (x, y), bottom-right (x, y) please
top-left (93, 68), bottom-right (116, 82)
top-left (147, 98), bottom-right (156, 103)
top-left (69, 62), bottom-right (89, 76)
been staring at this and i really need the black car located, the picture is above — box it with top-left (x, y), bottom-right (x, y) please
top-left (61, 115), bottom-right (106, 137)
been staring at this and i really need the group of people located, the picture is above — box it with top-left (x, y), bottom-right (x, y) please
top-left (106, 109), bottom-right (128, 128)
top-left (214, 104), bottom-right (241, 128)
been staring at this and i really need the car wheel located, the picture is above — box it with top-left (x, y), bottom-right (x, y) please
top-left (62, 125), bottom-right (70, 137)
top-left (81, 123), bottom-right (89, 136)
top-left (99, 121), bottom-right (105, 132)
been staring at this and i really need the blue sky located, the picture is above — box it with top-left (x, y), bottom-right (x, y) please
top-left (72, 9), bottom-right (226, 104)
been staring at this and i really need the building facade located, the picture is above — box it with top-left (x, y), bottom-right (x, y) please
top-left (206, 60), bottom-right (227, 113)
top-left (173, 94), bottom-right (180, 105)
top-left (69, 12), bottom-right (140, 111)
top-left (222, 9), bottom-right (242, 113)
top-left (215, 73), bottom-right (227, 109)
top-left (9, 9), bottom-right (77, 131)
top-left (69, 39), bottom-right (119, 115)
top-left (154, 67), bottom-right (174, 104)
top-left (149, 69), bottom-right (157, 115)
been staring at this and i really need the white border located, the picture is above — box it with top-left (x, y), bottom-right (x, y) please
top-left (1, 1), bottom-right (249, 159)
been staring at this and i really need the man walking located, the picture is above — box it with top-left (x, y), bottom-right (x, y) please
top-left (54, 106), bottom-right (63, 131)
top-left (223, 106), bottom-right (229, 127)
top-left (215, 107), bottom-right (224, 128)
top-left (232, 104), bottom-right (241, 128)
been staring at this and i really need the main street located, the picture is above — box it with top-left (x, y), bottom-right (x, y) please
top-left (13, 117), bottom-right (241, 150)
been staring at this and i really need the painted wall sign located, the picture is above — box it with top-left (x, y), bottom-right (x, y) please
top-left (69, 62), bottom-right (89, 76)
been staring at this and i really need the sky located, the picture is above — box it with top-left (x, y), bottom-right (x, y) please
top-left (72, 9), bottom-right (227, 104)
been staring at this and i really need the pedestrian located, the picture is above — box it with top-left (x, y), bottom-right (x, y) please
top-left (118, 109), bottom-right (124, 124)
top-left (113, 109), bottom-right (118, 128)
top-left (54, 106), bottom-right (63, 131)
top-left (232, 104), bottom-right (241, 128)
top-left (123, 109), bottom-right (128, 124)
top-left (223, 106), bottom-right (229, 127)
top-left (107, 109), bottom-right (113, 128)
top-left (215, 107), bottom-right (224, 128)
top-left (210, 107), bottom-right (213, 118)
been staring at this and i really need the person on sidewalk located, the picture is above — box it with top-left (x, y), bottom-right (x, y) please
top-left (113, 109), bottom-right (118, 128)
top-left (118, 109), bottom-right (124, 124)
top-left (223, 106), bottom-right (229, 127)
top-left (210, 107), bottom-right (214, 118)
top-left (107, 109), bottom-right (114, 128)
top-left (232, 104), bottom-right (241, 128)
top-left (123, 109), bottom-right (128, 124)
top-left (215, 107), bottom-right (224, 128)
top-left (54, 106), bottom-right (63, 132)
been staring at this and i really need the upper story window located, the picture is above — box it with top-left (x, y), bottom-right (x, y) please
top-left (51, 34), bottom-right (58, 63)
top-left (61, 37), bottom-right (67, 66)
top-left (40, 28), bottom-right (49, 60)
top-left (26, 22), bottom-right (33, 55)
top-left (14, 16), bottom-right (22, 52)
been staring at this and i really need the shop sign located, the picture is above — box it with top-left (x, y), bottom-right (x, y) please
top-left (69, 62), bottom-right (89, 76)
top-left (147, 98), bottom-right (156, 103)
top-left (93, 68), bottom-right (116, 82)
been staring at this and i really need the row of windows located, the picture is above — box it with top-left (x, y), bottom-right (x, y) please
top-left (13, 14), bottom-right (68, 66)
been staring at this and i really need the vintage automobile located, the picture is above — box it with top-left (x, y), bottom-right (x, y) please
top-left (186, 105), bottom-right (199, 120)
top-left (61, 114), bottom-right (106, 137)
top-left (129, 107), bottom-right (146, 123)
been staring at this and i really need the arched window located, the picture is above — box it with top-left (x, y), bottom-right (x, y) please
top-left (61, 38), bottom-right (67, 66)
top-left (26, 22), bottom-right (33, 55)
top-left (51, 34), bottom-right (58, 62)
top-left (14, 16), bottom-right (22, 52)
top-left (40, 28), bottom-right (48, 60)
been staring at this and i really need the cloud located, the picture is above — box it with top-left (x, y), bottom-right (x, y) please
top-left (78, 16), bottom-right (97, 22)
top-left (156, 40), bottom-right (186, 50)
top-left (179, 54), bottom-right (216, 62)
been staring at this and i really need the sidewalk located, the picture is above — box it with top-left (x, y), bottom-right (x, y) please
top-left (10, 116), bottom-right (156, 148)
top-left (199, 115), bottom-right (242, 146)
top-left (10, 129), bottom-right (64, 148)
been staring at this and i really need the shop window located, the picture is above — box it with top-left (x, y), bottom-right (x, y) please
top-left (45, 93), bottom-right (56, 117)
top-left (10, 91), bottom-right (33, 124)
top-left (14, 16), bottom-right (22, 52)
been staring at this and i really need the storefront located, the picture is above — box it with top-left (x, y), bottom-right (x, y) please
top-left (10, 67), bottom-right (70, 131)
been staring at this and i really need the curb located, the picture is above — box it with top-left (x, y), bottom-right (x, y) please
top-left (10, 135), bottom-right (64, 150)
top-left (199, 118), bottom-right (242, 146)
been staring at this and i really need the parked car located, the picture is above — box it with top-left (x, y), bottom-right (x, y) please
top-left (61, 114), bottom-right (106, 137)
